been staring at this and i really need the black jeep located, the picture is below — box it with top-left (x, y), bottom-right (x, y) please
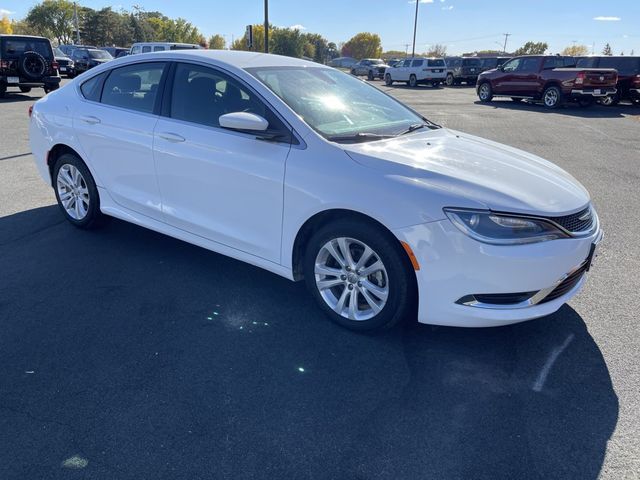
top-left (0, 35), bottom-right (61, 98)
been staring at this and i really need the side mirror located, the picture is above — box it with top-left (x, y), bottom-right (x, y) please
top-left (219, 112), bottom-right (269, 132)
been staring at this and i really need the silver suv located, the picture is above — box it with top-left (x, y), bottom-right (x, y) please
top-left (384, 57), bottom-right (447, 88)
top-left (350, 58), bottom-right (390, 80)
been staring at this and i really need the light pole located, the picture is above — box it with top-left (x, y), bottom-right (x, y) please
top-left (411, 0), bottom-right (419, 58)
top-left (264, 0), bottom-right (269, 53)
top-left (502, 33), bottom-right (511, 54)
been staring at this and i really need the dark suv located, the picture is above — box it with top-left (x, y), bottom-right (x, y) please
top-left (0, 35), bottom-right (61, 98)
top-left (576, 56), bottom-right (640, 106)
top-left (71, 48), bottom-right (113, 74)
top-left (444, 57), bottom-right (483, 86)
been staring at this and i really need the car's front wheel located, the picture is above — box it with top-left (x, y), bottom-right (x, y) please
top-left (384, 73), bottom-right (393, 86)
top-left (19, 86), bottom-right (32, 93)
top-left (409, 74), bottom-right (418, 88)
top-left (304, 220), bottom-right (415, 331)
top-left (53, 153), bottom-right (106, 229)
top-left (367, 70), bottom-right (374, 81)
top-left (478, 82), bottom-right (493, 102)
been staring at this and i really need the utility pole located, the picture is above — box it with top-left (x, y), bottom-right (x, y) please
top-left (404, 43), bottom-right (410, 57)
top-left (411, 0), bottom-right (419, 58)
top-left (502, 33), bottom-right (511, 54)
top-left (264, 0), bottom-right (269, 53)
top-left (74, 2), bottom-right (80, 44)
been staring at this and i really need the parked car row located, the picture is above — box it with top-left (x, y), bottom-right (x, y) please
top-left (475, 55), bottom-right (639, 109)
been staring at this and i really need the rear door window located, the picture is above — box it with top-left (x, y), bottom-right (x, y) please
top-left (598, 57), bottom-right (639, 75)
top-left (411, 59), bottom-right (424, 67)
top-left (101, 62), bottom-right (166, 114)
top-left (142, 46), bottom-right (152, 53)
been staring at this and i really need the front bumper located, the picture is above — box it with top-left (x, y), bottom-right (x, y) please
top-left (570, 87), bottom-right (616, 97)
top-left (394, 218), bottom-right (602, 327)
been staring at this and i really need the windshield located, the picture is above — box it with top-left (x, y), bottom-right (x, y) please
top-left (89, 50), bottom-right (112, 59)
top-left (54, 47), bottom-right (65, 57)
top-left (246, 66), bottom-right (432, 141)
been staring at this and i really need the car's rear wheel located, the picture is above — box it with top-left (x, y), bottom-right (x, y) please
top-left (304, 220), bottom-right (415, 331)
top-left (542, 86), bottom-right (562, 109)
top-left (384, 73), bottom-right (393, 86)
top-left (53, 153), bottom-right (106, 229)
top-left (478, 82), bottom-right (493, 102)
top-left (19, 87), bottom-right (32, 93)
top-left (0, 84), bottom-right (7, 98)
top-left (445, 73), bottom-right (454, 86)
top-left (367, 70), bottom-right (374, 81)
top-left (409, 74), bottom-right (417, 88)
top-left (511, 97), bottom-right (522, 103)
top-left (599, 94), bottom-right (619, 106)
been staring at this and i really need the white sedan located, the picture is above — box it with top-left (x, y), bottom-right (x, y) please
top-left (29, 50), bottom-right (602, 330)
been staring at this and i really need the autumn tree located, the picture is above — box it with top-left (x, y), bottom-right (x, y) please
top-left (0, 15), bottom-right (12, 34)
top-left (231, 24), bottom-right (266, 52)
top-left (341, 32), bottom-right (382, 59)
top-left (208, 34), bottom-right (225, 50)
top-left (561, 44), bottom-right (589, 56)
top-left (513, 41), bottom-right (548, 55)
top-left (602, 43), bottom-right (612, 56)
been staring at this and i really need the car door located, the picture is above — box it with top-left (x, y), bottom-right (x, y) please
top-left (73, 61), bottom-right (168, 221)
top-left (395, 59), bottom-right (411, 81)
top-left (511, 57), bottom-right (541, 95)
top-left (493, 58), bottom-right (521, 94)
top-left (152, 62), bottom-right (292, 262)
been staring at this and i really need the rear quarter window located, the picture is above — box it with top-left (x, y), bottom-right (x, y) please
top-left (80, 72), bottom-right (107, 102)
top-left (427, 59), bottom-right (444, 67)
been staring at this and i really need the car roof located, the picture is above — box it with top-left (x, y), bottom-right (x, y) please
top-left (131, 49), bottom-right (321, 69)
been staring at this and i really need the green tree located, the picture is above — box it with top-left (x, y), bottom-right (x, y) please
top-left (513, 41), bottom-right (548, 56)
top-left (425, 43), bottom-right (447, 57)
top-left (602, 43), bottom-right (612, 55)
top-left (326, 42), bottom-right (339, 60)
top-left (561, 44), bottom-right (589, 56)
top-left (382, 50), bottom-right (406, 58)
top-left (25, 0), bottom-right (75, 44)
top-left (272, 27), bottom-right (306, 58)
top-left (341, 32), bottom-right (382, 59)
top-left (208, 34), bottom-right (226, 50)
top-left (303, 32), bottom-right (329, 62)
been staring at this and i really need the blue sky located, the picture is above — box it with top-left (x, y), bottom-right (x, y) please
top-left (1, 0), bottom-right (637, 55)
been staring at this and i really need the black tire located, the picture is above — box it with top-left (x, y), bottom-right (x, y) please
top-left (511, 97), bottom-right (523, 103)
top-left (542, 85), bottom-right (562, 109)
top-left (367, 70), bottom-right (374, 81)
top-left (303, 219), bottom-right (416, 331)
top-left (19, 51), bottom-right (48, 81)
top-left (478, 82), bottom-right (493, 102)
top-left (384, 73), bottom-right (393, 86)
top-left (19, 86), bottom-right (32, 93)
top-left (0, 84), bottom-right (7, 98)
top-left (409, 74), bottom-right (417, 88)
top-left (53, 153), bottom-right (107, 229)
top-left (445, 73), bottom-right (454, 86)
top-left (350, 69), bottom-right (356, 75)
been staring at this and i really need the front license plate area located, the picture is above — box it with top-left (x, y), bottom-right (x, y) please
top-left (594, 89), bottom-right (601, 95)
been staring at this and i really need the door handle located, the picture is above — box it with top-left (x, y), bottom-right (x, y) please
top-left (80, 115), bottom-right (101, 125)
top-left (158, 132), bottom-right (186, 143)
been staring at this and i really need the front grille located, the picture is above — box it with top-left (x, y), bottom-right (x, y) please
top-left (539, 261), bottom-right (589, 304)
top-left (547, 206), bottom-right (594, 233)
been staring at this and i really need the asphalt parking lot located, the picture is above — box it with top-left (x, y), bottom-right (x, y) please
top-left (1, 79), bottom-right (639, 480)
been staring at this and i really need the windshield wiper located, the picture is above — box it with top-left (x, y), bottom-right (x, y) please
top-left (327, 132), bottom-right (395, 143)
top-left (397, 123), bottom-right (431, 136)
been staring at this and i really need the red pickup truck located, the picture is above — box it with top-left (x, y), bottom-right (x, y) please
top-left (476, 55), bottom-right (618, 108)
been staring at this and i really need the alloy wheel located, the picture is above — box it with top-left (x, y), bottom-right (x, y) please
top-left (544, 89), bottom-right (559, 107)
top-left (56, 164), bottom-right (90, 220)
top-left (479, 83), bottom-right (490, 100)
top-left (314, 237), bottom-right (389, 321)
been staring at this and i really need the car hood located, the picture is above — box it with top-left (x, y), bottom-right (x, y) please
top-left (342, 128), bottom-right (590, 216)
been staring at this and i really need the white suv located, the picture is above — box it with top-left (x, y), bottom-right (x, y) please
top-left (384, 57), bottom-right (447, 87)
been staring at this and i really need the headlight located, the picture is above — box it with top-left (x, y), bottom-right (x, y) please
top-left (444, 208), bottom-right (570, 245)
